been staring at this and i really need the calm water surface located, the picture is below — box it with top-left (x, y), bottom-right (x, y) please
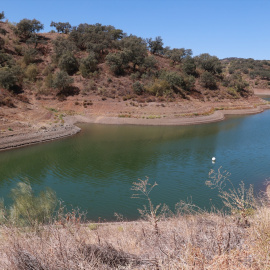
top-left (1, 110), bottom-right (270, 221)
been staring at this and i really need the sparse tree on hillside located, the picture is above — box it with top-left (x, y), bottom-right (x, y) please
top-left (182, 56), bottom-right (197, 75)
top-left (195, 53), bottom-right (222, 74)
top-left (80, 52), bottom-right (98, 78)
top-left (200, 71), bottom-right (217, 89)
top-left (0, 11), bottom-right (5, 21)
top-left (146, 36), bottom-right (164, 55)
top-left (50, 21), bottom-right (72, 34)
top-left (142, 55), bottom-right (157, 72)
top-left (52, 36), bottom-right (77, 62)
top-left (16, 18), bottom-right (44, 40)
top-left (106, 51), bottom-right (129, 75)
top-left (58, 52), bottom-right (79, 75)
top-left (120, 35), bottom-right (148, 71)
top-left (166, 48), bottom-right (193, 64)
top-left (0, 67), bottom-right (19, 90)
top-left (53, 71), bottom-right (73, 92)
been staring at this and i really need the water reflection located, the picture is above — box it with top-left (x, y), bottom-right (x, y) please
top-left (0, 111), bottom-right (269, 220)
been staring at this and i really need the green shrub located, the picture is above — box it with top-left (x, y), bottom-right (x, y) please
top-left (79, 52), bottom-right (98, 78)
top-left (1, 182), bottom-right (57, 227)
top-left (227, 87), bottom-right (239, 98)
top-left (0, 67), bottom-right (18, 90)
top-left (58, 52), bottom-right (79, 75)
top-left (200, 71), bottom-right (217, 89)
top-left (22, 48), bottom-right (37, 65)
top-left (159, 70), bottom-right (185, 90)
top-left (25, 64), bottom-right (38, 82)
top-left (145, 79), bottom-right (171, 96)
top-left (44, 72), bottom-right (54, 88)
top-left (132, 81), bottom-right (144, 95)
top-left (53, 71), bottom-right (74, 92)
top-left (182, 56), bottom-right (196, 75)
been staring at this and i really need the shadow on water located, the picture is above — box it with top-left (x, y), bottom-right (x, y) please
top-left (0, 111), bottom-right (270, 220)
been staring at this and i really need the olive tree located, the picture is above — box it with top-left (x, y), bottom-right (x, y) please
top-left (195, 53), bottom-right (222, 74)
top-left (50, 21), bottom-right (72, 34)
top-left (80, 52), bottom-right (98, 78)
top-left (200, 71), bottom-right (217, 89)
top-left (53, 71), bottom-right (74, 92)
top-left (146, 36), bottom-right (164, 55)
top-left (16, 18), bottom-right (44, 40)
top-left (58, 52), bottom-right (79, 75)
top-left (0, 11), bottom-right (5, 21)
top-left (166, 48), bottom-right (193, 64)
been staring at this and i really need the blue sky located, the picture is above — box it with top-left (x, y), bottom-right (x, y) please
top-left (1, 0), bottom-right (269, 59)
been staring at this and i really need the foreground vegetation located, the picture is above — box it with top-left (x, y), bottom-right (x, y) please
top-left (0, 172), bottom-right (269, 269)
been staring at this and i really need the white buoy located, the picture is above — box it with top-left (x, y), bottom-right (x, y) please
top-left (212, 157), bottom-right (216, 162)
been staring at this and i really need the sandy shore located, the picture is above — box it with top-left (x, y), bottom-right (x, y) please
top-left (0, 125), bottom-right (80, 151)
top-left (1, 104), bottom-right (270, 152)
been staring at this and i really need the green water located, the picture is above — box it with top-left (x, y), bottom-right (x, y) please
top-left (1, 111), bottom-right (270, 221)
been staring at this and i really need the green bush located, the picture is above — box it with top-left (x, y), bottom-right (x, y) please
top-left (159, 71), bottom-right (184, 89)
top-left (0, 182), bottom-right (57, 227)
top-left (106, 51), bottom-right (128, 75)
top-left (145, 79), bottom-right (171, 96)
top-left (53, 71), bottom-right (74, 92)
top-left (182, 56), bottom-right (196, 75)
top-left (79, 52), bottom-right (98, 78)
top-left (58, 52), bottom-right (79, 75)
top-left (52, 36), bottom-right (77, 62)
top-left (0, 67), bottom-right (18, 90)
top-left (25, 64), bottom-right (38, 81)
top-left (200, 71), bottom-right (217, 89)
top-left (132, 81), bottom-right (145, 95)
top-left (22, 48), bottom-right (37, 65)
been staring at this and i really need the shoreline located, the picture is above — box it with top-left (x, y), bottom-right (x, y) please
top-left (1, 103), bottom-right (270, 152)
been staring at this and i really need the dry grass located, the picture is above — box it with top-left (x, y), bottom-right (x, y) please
top-left (1, 207), bottom-right (270, 269)
top-left (0, 177), bottom-right (269, 269)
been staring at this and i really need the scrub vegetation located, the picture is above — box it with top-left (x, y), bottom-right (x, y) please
top-left (0, 10), bottom-right (270, 108)
top-left (0, 171), bottom-right (269, 269)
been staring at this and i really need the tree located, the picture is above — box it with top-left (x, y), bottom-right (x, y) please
top-left (50, 21), bottom-right (72, 34)
top-left (120, 35), bottom-right (148, 71)
top-left (58, 52), bottom-right (79, 75)
top-left (142, 56), bottom-right (157, 72)
top-left (200, 71), bottom-right (217, 89)
top-left (195, 53), bottom-right (222, 74)
top-left (16, 18), bottom-right (44, 40)
top-left (159, 70), bottom-right (185, 89)
top-left (52, 36), bottom-right (77, 61)
top-left (0, 67), bottom-right (19, 90)
top-left (166, 48), bottom-right (193, 64)
top-left (80, 52), bottom-right (98, 78)
top-left (106, 51), bottom-right (129, 75)
top-left (53, 71), bottom-right (74, 92)
top-left (182, 56), bottom-right (196, 75)
top-left (229, 73), bottom-right (249, 92)
top-left (0, 11), bottom-right (5, 21)
top-left (146, 36), bottom-right (164, 55)
top-left (132, 81), bottom-right (144, 95)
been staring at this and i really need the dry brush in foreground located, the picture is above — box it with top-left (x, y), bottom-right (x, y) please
top-left (0, 176), bottom-right (270, 269)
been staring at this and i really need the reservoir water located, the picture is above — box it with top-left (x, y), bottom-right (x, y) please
top-left (1, 110), bottom-right (270, 221)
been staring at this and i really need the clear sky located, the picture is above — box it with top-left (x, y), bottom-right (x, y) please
top-left (1, 0), bottom-right (269, 60)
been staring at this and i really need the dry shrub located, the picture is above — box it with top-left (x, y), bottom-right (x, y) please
top-left (0, 179), bottom-right (268, 269)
